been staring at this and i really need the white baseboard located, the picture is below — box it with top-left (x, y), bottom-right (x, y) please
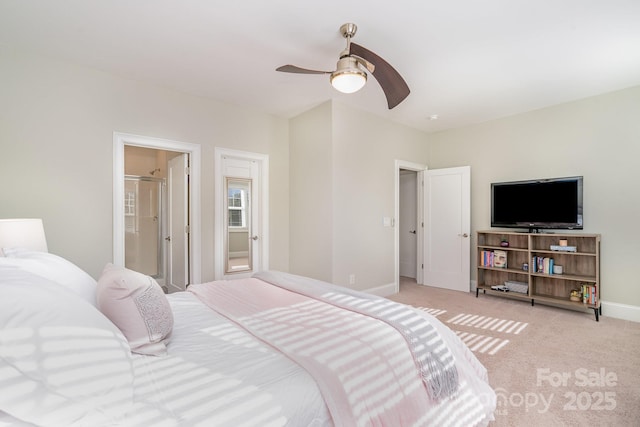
top-left (601, 301), bottom-right (640, 323)
top-left (365, 282), bottom-right (397, 297)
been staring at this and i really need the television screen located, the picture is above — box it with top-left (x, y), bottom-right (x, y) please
top-left (491, 176), bottom-right (583, 230)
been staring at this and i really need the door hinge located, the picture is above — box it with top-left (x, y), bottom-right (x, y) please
top-left (421, 263), bottom-right (424, 269)
top-left (185, 166), bottom-right (191, 176)
top-left (185, 225), bottom-right (190, 234)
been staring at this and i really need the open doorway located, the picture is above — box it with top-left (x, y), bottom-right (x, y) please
top-left (394, 160), bottom-right (426, 293)
top-left (399, 169), bottom-right (418, 280)
top-left (123, 146), bottom-right (188, 292)
top-left (113, 132), bottom-right (202, 288)
top-left (395, 161), bottom-right (472, 293)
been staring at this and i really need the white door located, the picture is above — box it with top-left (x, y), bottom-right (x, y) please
top-left (423, 166), bottom-right (471, 292)
top-left (399, 171), bottom-right (417, 279)
top-left (167, 154), bottom-right (189, 292)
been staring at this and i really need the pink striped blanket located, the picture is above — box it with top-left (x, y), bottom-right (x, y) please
top-left (188, 272), bottom-right (463, 427)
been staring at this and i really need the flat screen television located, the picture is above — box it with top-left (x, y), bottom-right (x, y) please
top-left (491, 176), bottom-right (583, 231)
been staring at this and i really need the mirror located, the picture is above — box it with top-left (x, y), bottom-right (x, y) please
top-left (225, 177), bottom-right (252, 274)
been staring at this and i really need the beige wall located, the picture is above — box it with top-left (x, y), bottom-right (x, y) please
top-left (289, 102), bottom-right (334, 282)
top-left (228, 230), bottom-right (249, 254)
top-left (289, 101), bottom-right (430, 290)
top-left (428, 85), bottom-right (640, 308)
top-left (0, 50), bottom-right (290, 280)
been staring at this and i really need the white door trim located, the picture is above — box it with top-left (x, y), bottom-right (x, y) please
top-left (214, 147), bottom-right (269, 280)
top-left (394, 159), bottom-right (427, 292)
top-left (113, 132), bottom-right (202, 284)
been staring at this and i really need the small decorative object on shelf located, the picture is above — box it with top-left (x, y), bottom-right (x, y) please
top-left (570, 289), bottom-right (581, 302)
top-left (493, 250), bottom-right (507, 268)
top-left (559, 239), bottom-right (568, 247)
top-left (550, 244), bottom-right (577, 252)
top-left (500, 239), bottom-right (509, 247)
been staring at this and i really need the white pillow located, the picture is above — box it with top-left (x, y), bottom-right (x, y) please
top-left (97, 263), bottom-right (173, 356)
top-left (0, 266), bottom-right (134, 426)
top-left (0, 248), bottom-right (97, 305)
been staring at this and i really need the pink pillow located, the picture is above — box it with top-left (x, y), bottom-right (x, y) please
top-left (97, 264), bottom-right (173, 356)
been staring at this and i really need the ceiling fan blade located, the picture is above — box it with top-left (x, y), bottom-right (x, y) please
top-left (276, 65), bottom-right (332, 74)
top-left (349, 43), bottom-right (410, 109)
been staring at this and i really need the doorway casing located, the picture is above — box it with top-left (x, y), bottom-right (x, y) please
top-left (394, 160), bottom-right (426, 293)
top-left (214, 147), bottom-right (269, 280)
top-left (394, 161), bottom-right (471, 294)
top-left (113, 132), bottom-right (202, 284)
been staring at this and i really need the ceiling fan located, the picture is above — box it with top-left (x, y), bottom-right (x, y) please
top-left (276, 23), bottom-right (410, 109)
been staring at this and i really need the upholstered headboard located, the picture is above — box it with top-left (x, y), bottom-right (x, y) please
top-left (0, 218), bottom-right (48, 253)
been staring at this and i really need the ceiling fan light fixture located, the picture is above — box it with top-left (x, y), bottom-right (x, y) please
top-left (331, 70), bottom-right (367, 93)
top-left (276, 23), bottom-right (410, 108)
top-left (330, 57), bottom-right (367, 93)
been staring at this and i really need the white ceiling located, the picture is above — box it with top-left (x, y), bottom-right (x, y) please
top-left (1, 0), bottom-right (640, 133)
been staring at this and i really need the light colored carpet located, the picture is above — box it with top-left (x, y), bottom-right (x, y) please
top-left (389, 278), bottom-right (640, 427)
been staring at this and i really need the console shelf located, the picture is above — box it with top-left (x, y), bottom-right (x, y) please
top-left (476, 230), bottom-right (601, 321)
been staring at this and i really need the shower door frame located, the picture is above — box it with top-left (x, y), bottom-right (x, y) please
top-left (124, 175), bottom-right (166, 281)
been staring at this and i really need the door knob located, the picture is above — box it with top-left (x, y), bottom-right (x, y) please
top-left (165, 236), bottom-right (171, 242)
top-left (458, 233), bottom-right (469, 238)
top-left (251, 235), bottom-right (259, 241)
top-left (409, 230), bottom-right (416, 234)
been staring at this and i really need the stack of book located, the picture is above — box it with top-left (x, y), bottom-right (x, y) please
top-left (480, 250), bottom-right (507, 268)
top-left (531, 256), bottom-right (555, 274)
top-left (582, 284), bottom-right (597, 305)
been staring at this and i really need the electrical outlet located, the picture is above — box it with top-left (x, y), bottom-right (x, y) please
top-left (349, 274), bottom-right (356, 285)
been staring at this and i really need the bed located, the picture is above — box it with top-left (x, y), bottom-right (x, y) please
top-left (0, 241), bottom-right (495, 426)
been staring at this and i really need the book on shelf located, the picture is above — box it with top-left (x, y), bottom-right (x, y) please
top-left (532, 256), bottom-right (555, 274)
top-left (480, 250), bottom-right (507, 268)
top-left (480, 250), bottom-right (493, 267)
top-left (581, 284), bottom-right (597, 305)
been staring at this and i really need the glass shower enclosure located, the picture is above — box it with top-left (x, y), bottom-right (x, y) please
top-left (124, 175), bottom-right (165, 284)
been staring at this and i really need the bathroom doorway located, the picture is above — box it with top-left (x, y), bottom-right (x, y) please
top-left (113, 132), bottom-right (202, 289)
top-left (124, 146), bottom-right (187, 291)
